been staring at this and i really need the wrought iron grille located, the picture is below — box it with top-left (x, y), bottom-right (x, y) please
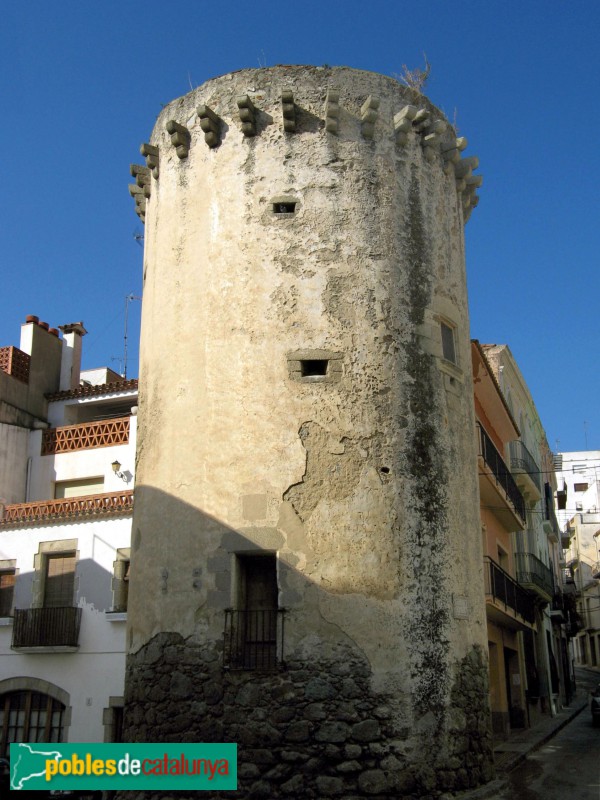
top-left (12, 607), bottom-right (82, 648)
top-left (514, 552), bottom-right (555, 600)
top-left (477, 423), bottom-right (526, 522)
top-left (223, 609), bottom-right (285, 670)
top-left (508, 440), bottom-right (541, 493)
top-left (483, 557), bottom-right (535, 624)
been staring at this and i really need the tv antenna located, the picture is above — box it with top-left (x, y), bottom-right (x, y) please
top-left (123, 294), bottom-right (141, 379)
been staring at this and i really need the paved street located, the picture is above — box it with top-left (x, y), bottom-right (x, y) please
top-left (497, 669), bottom-right (600, 800)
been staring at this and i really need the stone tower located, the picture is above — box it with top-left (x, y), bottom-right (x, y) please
top-left (125, 66), bottom-right (492, 797)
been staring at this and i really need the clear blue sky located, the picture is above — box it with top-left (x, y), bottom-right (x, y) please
top-left (1, 1), bottom-right (598, 452)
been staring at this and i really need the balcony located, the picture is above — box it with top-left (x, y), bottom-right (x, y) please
top-left (0, 345), bottom-right (30, 384)
top-left (515, 552), bottom-right (554, 602)
top-left (223, 609), bottom-right (285, 670)
top-left (477, 423), bottom-right (526, 529)
top-left (550, 592), bottom-right (566, 623)
top-left (41, 416), bottom-right (130, 455)
top-left (508, 440), bottom-right (542, 501)
top-left (561, 523), bottom-right (573, 549)
top-left (0, 490), bottom-right (133, 527)
top-left (542, 487), bottom-right (560, 543)
top-left (12, 607), bottom-right (82, 651)
top-left (483, 557), bottom-right (535, 628)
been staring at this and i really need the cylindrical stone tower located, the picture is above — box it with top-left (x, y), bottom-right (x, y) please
top-left (125, 66), bottom-right (492, 797)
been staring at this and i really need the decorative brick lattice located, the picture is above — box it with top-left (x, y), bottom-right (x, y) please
top-left (0, 490), bottom-right (133, 526)
top-left (0, 346), bottom-right (31, 384)
top-left (41, 417), bottom-right (130, 455)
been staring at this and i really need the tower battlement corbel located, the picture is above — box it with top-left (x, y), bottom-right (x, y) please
top-left (128, 69), bottom-right (482, 224)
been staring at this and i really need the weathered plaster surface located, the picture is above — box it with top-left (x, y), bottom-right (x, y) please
top-left (124, 66), bottom-right (492, 796)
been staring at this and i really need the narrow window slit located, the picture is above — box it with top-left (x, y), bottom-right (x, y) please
top-left (273, 202), bottom-right (296, 214)
top-left (301, 359), bottom-right (328, 377)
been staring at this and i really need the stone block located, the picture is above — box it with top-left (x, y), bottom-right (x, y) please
top-left (271, 706), bottom-right (295, 724)
top-left (238, 763), bottom-right (260, 779)
top-left (169, 672), bottom-right (193, 700)
top-left (351, 719), bottom-right (381, 742)
top-left (281, 774), bottom-right (304, 793)
top-left (316, 776), bottom-right (345, 796)
top-left (248, 779), bottom-right (271, 798)
top-left (344, 743), bottom-right (362, 759)
top-left (280, 750), bottom-right (308, 763)
top-left (358, 769), bottom-right (389, 794)
top-left (336, 760), bottom-right (361, 773)
top-left (315, 721), bottom-right (350, 743)
top-left (305, 677), bottom-right (336, 700)
top-left (303, 702), bottom-right (326, 721)
top-left (285, 720), bottom-right (311, 742)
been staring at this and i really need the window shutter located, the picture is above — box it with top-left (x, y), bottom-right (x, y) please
top-left (0, 571), bottom-right (15, 616)
top-left (44, 553), bottom-right (76, 608)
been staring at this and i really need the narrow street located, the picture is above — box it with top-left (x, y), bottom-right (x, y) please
top-left (498, 669), bottom-right (600, 800)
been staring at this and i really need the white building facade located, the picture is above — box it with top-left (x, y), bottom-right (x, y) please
top-left (555, 451), bottom-right (600, 667)
top-left (0, 316), bottom-right (136, 754)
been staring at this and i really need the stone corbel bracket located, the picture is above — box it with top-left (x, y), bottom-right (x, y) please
top-left (442, 137), bottom-right (468, 174)
top-left (282, 90), bottom-right (296, 133)
top-left (197, 105), bottom-right (222, 148)
top-left (128, 176), bottom-right (146, 223)
top-left (420, 119), bottom-right (448, 163)
top-left (454, 155), bottom-right (479, 192)
top-left (129, 163), bottom-right (150, 221)
top-left (412, 108), bottom-right (430, 132)
top-left (361, 96), bottom-right (379, 139)
top-left (325, 89), bottom-right (340, 134)
top-left (166, 120), bottom-right (191, 159)
top-left (452, 154), bottom-right (482, 221)
top-left (130, 164), bottom-right (151, 198)
top-left (140, 143), bottom-right (159, 179)
top-left (462, 173), bottom-right (483, 221)
top-left (237, 95), bottom-right (257, 137)
top-left (394, 104), bottom-right (417, 146)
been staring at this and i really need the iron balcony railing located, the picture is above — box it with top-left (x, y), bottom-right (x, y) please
top-left (12, 607), bottom-right (82, 649)
top-left (515, 552), bottom-right (555, 600)
top-left (543, 486), bottom-right (560, 536)
top-left (508, 440), bottom-right (542, 493)
top-left (483, 557), bottom-right (535, 625)
top-left (223, 609), bottom-right (285, 670)
top-left (476, 423), bottom-right (526, 522)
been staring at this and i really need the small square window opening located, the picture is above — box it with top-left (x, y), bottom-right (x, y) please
top-left (273, 202), bottom-right (296, 214)
top-left (301, 359), bottom-right (328, 378)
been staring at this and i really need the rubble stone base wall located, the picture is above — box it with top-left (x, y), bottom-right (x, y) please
top-left (120, 634), bottom-right (494, 800)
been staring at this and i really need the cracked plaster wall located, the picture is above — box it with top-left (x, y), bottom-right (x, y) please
top-left (125, 66), bottom-right (491, 794)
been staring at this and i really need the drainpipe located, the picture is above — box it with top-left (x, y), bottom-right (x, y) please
top-left (25, 456), bottom-right (32, 502)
